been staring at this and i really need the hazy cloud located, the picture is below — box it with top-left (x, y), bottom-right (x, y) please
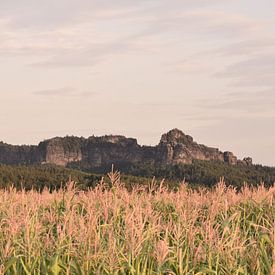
top-left (215, 37), bottom-right (275, 56)
top-left (31, 39), bottom-right (146, 67)
top-left (33, 87), bottom-right (97, 98)
top-left (1, 0), bottom-right (275, 165)
top-left (193, 87), bottom-right (275, 122)
top-left (0, 0), bottom-right (158, 29)
top-left (215, 55), bottom-right (275, 88)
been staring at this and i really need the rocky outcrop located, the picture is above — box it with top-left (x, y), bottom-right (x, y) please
top-left (223, 151), bottom-right (238, 165)
top-left (156, 129), bottom-right (225, 165)
top-left (82, 135), bottom-right (142, 167)
top-left (0, 142), bottom-right (41, 165)
top-left (38, 136), bottom-right (84, 166)
top-left (237, 157), bottom-right (253, 166)
top-left (0, 129), bottom-right (252, 168)
top-left (243, 157), bottom-right (253, 166)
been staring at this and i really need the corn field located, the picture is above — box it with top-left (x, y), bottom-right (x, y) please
top-left (1, 171), bottom-right (275, 274)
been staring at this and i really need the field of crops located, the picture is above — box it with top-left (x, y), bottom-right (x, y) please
top-left (1, 171), bottom-right (275, 274)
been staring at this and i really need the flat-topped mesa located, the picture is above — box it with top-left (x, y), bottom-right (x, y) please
top-left (88, 135), bottom-right (138, 147)
top-left (38, 134), bottom-right (142, 168)
top-left (83, 135), bottom-right (141, 167)
top-left (38, 136), bottom-right (83, 167)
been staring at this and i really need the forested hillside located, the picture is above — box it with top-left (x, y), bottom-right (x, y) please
top-left (1, 160), bottom-right (275, 191)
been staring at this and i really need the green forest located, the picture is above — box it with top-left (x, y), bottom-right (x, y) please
top-left (1, 160), bottom-right (275, 191)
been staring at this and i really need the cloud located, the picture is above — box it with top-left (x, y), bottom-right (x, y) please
top-left (0, 1), bottom-right (161, 66)
top-left (181, 10), bottom-right (261, 35)
top-left (215, 55), bottom-right (275, 88)
top-left (193, 87), bottom-right (275, 123)
top-left (0, 0), bottom-right (159, 29)
top-left (33, 87), bottom-right (97, 98)
top-left (30, 39), bottom-right (145, 67)
top-left (135, 9), bottom-right (264, 42)
top-left (0, 0), bottom-right (269, 77)
top-left (167, 33), bottom-right (275, 87)
top-left (214, 37), bottom-right (275, 56)
top-left (157, 9), bottom-right (268, 74)
top-left (0, 3), bottom-right (265, 58)
top-left (206, 36), bottom-right (275, 89)
top-left (177, 85), bottom-right (275, 132)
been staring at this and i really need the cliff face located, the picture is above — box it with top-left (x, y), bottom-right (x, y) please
top-left (0, 142), bottom-right (41, 165)
top-left (38, 137), bottom-right (83, 166)
top-left (155, 129), bottom-right (225, 165)
top-left (83, 136), bottom-right (142, 167)
top-left (0, 129), bottom-right (252, 168)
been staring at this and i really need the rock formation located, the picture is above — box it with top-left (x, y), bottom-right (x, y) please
top-left (156, 129), bottom-right (225, 165)
top-left (0, 129), bottom-right (252, 169)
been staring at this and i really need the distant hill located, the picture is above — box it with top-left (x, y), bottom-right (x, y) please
top-left (1, 129), bottom-right (275, 188)
top-left (0, 128), bottom-right (253, 168)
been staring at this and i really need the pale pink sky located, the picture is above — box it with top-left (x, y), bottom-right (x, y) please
top-left (0, 0), bottom-right (275, 165)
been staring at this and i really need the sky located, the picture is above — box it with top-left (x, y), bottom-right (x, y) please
top-left (0, 0), bottom-right (275, 166)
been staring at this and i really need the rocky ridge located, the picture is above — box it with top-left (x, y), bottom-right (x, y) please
top-left (0, 129), bottom-right (252, 168)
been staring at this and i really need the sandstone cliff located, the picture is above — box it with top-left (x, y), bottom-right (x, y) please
top-left (0, 129), bottom-right (252, 168)
top-left (0, 142), bottom-right (41, 165)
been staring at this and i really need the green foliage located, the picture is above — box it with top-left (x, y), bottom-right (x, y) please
top-left (1, 159), bottom-right (275, 191)
top-left (0, 164), bottom-right (153, 191)
top-left (113, 160), bottom-right (275, 188)
top-left (0, 164), bottom-right (101, 190)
